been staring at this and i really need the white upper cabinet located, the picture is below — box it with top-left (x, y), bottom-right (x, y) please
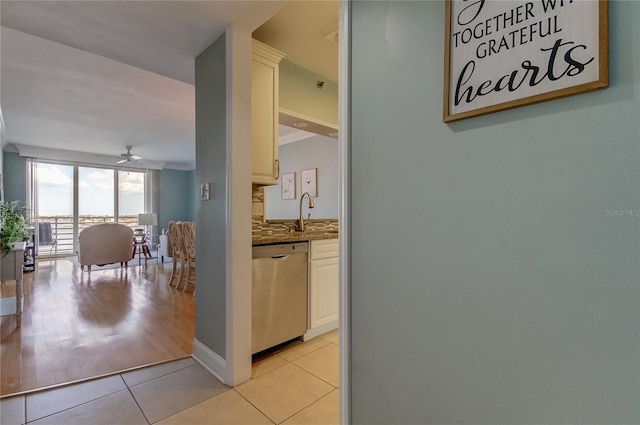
top-left (252, 40), bottom-right (285, 186)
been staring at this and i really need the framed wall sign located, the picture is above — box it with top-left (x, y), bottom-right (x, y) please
top-left (443, 0), bottom-right (608, 122)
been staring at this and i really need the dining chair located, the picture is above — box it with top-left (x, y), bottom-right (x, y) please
top-left (38, 222), bottom-right (58, 255)
top-left (179, 221), bottom-right (196, 294)
top-left (167, 221), bottom-right (186, 288)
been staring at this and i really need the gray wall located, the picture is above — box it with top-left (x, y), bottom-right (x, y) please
top-left (194, 33), bottom-right (227, 356)
top-left (0, 109), bottom-right (4, 177)
top-left (349, 1), bottom-right (639, 424)
top-left (265, 135), bottom-right (338, 219)
top-left (2, 151), bottom-right (27, 203)
top-left (158, 168), bottom-right (195, 230)
top-left (187, 169), bottom-right (196, 221)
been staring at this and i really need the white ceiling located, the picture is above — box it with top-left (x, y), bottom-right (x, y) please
top-left (253, 1), bottom-right (339, 82)
top-left (0, 1), bottom-right (338, 170)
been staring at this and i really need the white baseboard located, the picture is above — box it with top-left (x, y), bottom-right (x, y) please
top-left (192, 339), bottom-right (228, 384)
top-left (303, 320), bottom-right (338, 341)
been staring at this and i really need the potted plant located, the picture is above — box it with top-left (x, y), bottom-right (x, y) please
top-left (0, 200), bottom-right (30, 255)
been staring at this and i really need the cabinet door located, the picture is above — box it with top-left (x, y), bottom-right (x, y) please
top-left (310, 238), bottom-right (339, 260)
top-left (251, 40), bottom-right (284, 186)
top-left (309, 257), bottom-right (339, 329)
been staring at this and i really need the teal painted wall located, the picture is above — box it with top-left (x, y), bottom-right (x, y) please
top-left (349, 1), bottom-right (639, 424)
top-left (158, 168), bottom-right (194, 231)
top-left (280, 60), bottom-right (338, 127)
top-left (194, 33), bottom-right (227, 356)
top-left (187, 169), bottom-right (196, 221)
top-left (265, 135), bottom-right (339, 219)
top-left (2, 152), bottom-right (27, 203)
top-left (0, 110), bottom-right (4, 177)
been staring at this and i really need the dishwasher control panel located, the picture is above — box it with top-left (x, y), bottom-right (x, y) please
top-left (252, 242), bottom-right (309, 259)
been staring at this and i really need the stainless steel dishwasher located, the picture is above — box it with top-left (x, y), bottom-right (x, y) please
top-left (252, 242), bottom-right (308, 354)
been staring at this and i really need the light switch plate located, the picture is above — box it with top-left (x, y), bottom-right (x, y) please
top-left (201, 183), bottom-right (211, 201)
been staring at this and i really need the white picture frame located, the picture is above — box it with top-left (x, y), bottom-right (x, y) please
top-left (281, 172), bottom-right (296, 200)
top-left (301, 168), bottom-right (317, 197)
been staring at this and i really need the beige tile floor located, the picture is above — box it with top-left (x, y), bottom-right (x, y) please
top-left (0, 330), bottom-right (339, 425)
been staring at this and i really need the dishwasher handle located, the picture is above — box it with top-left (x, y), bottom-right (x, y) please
top-left (271, 255), bottom-right (290, 260)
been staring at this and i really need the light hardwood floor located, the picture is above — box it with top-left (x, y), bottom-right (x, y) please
top-left (0, 257), bottom-right (194, 397)
top-left (0, 331), bottom-right (340, 425)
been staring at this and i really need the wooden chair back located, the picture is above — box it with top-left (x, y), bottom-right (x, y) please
top-left (167, 221), bottom-right (184, 258)
top-left (181, 221), bottom-right (195, 260)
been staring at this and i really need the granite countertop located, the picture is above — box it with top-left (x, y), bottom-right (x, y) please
top-left (252, 231), bottom-right (338, 246)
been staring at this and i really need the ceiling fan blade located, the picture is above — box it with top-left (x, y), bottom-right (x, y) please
top-left (116, 159), bottom-right (128, 164)
top-left (131, 155), bottom-right (143, 160)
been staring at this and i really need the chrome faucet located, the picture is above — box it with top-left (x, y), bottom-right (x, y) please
top-left (298, 192), bottom-right (315, 232)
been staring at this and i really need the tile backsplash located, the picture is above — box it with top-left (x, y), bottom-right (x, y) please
top-left (252, 186), bottom-right (339, 240)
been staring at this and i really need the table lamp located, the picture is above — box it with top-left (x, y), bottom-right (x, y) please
top-left (137, 213), bottom-right (158, 243)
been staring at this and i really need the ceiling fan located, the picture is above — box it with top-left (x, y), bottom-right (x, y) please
top-left (117, 146), bottom-right (143, 164)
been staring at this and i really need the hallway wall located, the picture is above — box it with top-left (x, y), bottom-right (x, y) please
top-left (348, 1), bottom-right (640, 423)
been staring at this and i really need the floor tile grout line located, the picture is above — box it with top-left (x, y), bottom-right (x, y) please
top-left (147, 388), bottom-right (239, 424)
top-left (123, 378), bottom-right (152, 425)
top-left (288, 361), bottom-right (339, 389)
top-left (122, 361), bottom-right (197, 389)
top-left (277, 389), bottom-right (338, 425)
top-left (240, 356), bottom-right (335, 424)
top-left (277, 340), bottom-right (334, 363)
top-left (23, 387), bottom-right (129, 424)
top-left (122, 365), bottom-right (229, 424)
top-left (253, 340), bottom-right (336, 380)
top-left (231, 388), bottom-right (277, 425)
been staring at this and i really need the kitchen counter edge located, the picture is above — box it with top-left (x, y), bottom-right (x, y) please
top-left (252, 233), bottom-right (338, 246)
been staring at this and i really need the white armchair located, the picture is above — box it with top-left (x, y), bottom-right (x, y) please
top-left (77, 223), bottom-right (134, 272)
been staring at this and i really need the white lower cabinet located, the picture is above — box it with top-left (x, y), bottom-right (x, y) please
top-left (306, 239), bottom-right (339, 340)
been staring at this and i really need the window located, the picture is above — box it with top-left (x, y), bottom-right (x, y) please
top-left (29, 160), bottom-right (148, 256)
top-left (118, 170), bottom-right (145, 226)
top-left (79, 166), bottom-right (115, 224)
top-left (34, 163), bottom-right (74, 254)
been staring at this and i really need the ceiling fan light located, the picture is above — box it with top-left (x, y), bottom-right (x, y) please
top-left (116, 146), bottom-right (143, 164)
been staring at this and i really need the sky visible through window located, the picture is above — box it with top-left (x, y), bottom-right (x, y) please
top-left (37, 163), bottom-right (144, 216)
